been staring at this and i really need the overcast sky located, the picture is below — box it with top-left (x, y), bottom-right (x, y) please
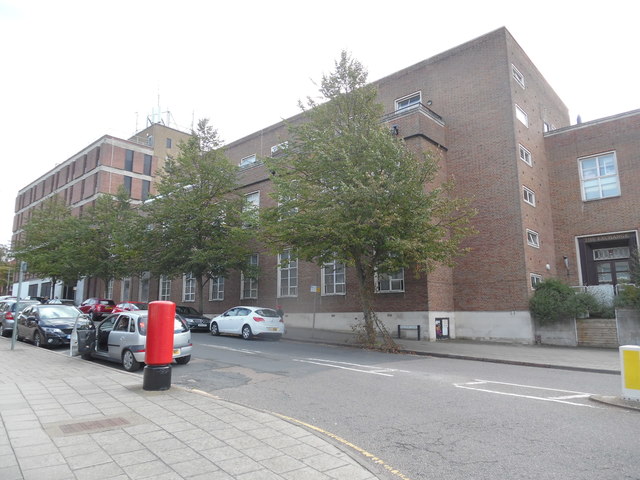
top-left (1, 0), bottom-right (639, 247)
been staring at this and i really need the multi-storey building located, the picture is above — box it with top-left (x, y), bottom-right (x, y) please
top-left (12, 27), bottom-right (640, 343)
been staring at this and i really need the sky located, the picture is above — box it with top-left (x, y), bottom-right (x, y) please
top-left (1, 0), bottom-right (639, 247)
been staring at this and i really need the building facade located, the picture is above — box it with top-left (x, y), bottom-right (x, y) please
top-left (12, 28), bottom-right (640, 343)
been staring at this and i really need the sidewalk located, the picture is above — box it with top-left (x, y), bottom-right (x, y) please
top-left (283, 326), bottom-right (623, 374)
top-left (0, 339), bottom-right (380, 480)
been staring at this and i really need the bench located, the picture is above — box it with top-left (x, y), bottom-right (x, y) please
top-left (397, 324), bottom-right (421, 340)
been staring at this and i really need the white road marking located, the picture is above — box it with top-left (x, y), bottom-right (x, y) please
top-left (305, 358), bottom-right (411, 373)
top-left (198, 344), bottom-right (262, 355)
top-left (293, 358), bottom-right (398, 376)
top-left (454, 379), bottom-right (598, 408)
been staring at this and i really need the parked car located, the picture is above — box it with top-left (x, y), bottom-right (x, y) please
top-left (0, 299), bottom-right (42, 337)
top-left (46, 298), bottom-right (77, 306)
top-left (15, 304), bottom-right (92, 348)
top-left (79, 298), bottom-right (116, 321)
top-left (209, 306), bottom-right (284, 340)
top-left (82, 310), bottom-right (192, 372)
top-left (113, 302), bottom-right (149, 313)
top-left (176, 305), bottom-right (211, 331)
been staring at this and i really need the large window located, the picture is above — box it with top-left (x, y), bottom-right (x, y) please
top-left (278, 249), bottom-right (298, 297)
top-left (209, 276), bottom-right (224, 301)
top-left (322, 260), bottom-right (346, 295)
top-left (125, 150), bottom-right (134, 172)
top-left (395, 92), bottom-right (421, 111)
top-left (143, 154), bottom-right (153, 175)
top-left (579, 152), bottom-right (621, 201)
top-left (183, 273), bottom-right (196, 302)
top-left (159, 275), bottom-right (171, 301)
top-left (241, 254), bottom-right (259, 299)
top-left (376, 269), bottom-right (405, 293)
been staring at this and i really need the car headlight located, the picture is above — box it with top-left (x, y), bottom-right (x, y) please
top-left (41, 327), bottom-right (64, 335)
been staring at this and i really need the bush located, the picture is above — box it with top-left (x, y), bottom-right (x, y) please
top-left (614, 284), bottom-right (640, 310)
top-left (529, 279), bottom-right (591, 325)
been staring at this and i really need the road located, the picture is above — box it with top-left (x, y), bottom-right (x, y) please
top-left (159, 332), bottom-right (639, 480)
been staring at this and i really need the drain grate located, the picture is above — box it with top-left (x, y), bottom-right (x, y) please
top-left (59, 416), bottom-right (130, 434)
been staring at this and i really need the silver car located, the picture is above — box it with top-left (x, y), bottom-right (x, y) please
top-left (0, 299), bottom-right (41, 337)
top-left (83, 310), bottom-right (192, 372)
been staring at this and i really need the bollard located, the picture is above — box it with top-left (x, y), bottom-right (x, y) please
top-left (620, 345), bottom-right (640, 402)
top-left (143, 301), bottom-right (175, 391)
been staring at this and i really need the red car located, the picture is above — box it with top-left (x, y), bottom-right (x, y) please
top-left (113, 302), bottom-right (149, 313)
top-left (79, 298), bottom-right (115, 321)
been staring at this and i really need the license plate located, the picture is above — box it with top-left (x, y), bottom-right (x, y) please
top-left (268, 327), bottom-right (278, 332)
top-left (198, 323), bottom-right (207, 327)
top-left (173, 349), bottom-right (180, 355)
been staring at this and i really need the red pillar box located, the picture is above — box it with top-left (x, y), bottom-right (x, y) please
top-left (143, 301), bottom-right (176, 391)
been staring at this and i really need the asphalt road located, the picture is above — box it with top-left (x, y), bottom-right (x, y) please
top-left (163, 332), bottom-right (639, 480)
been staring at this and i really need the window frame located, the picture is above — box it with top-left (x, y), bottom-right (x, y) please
top-left (159, 275), bottom-right (171, 301)
top-left (182, 273), bottom-right (196, 303)
top-left (530, 273), bottom-right (543, 289)
top-left (209, 276), bottom-right (224, 301)
top-left (522, 185), bottom-right (536, 206)
top-left (321, 260), bottom-right (346, 296)
top-left (515, 104), bottom-right (528, 127)
top-left (526, 229), bottom-right (540, 248)
top-left (519, 144), bottom-right (532, 166)
top-left (512, 64), bottom-right (525, 88)
top-left (239, 154), bottom-right (257, 167)
top-left (395, 91), bottom-right (421, 112)
top-left (578, 151), bottom-right (621, 201)
top-left (277, 249), bottom-right (298, 298)
top-left (376, 269), bottom-right (405, 293)
top-left (241, 254), bottom-right (259, 299)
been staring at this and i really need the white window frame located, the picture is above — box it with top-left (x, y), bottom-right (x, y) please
top-left (159, 275), bottom-right (171, 301)
top-left (515, 104), bottom-right (528, 127)
top-left (523, 186), bottom-right (536, 206)
top-left (271, 142), bottom-right (288, 156)
top-left (209, 276), bottom-right (224, 301)
top-left (578, 152), bottom-right (621, 201)
top-left (395, 92), bottom-right (421, 112)
top-left (519, 144), bottom-right (532, 166)
top-left (530, 273), bottom-right (543, 289)
top-left (526, 229), bottom-right (540, 248)
top-left (138, 272), bottom-right (150, 303)
top-left (106, 279), bottom-right (114, 299)
top-left (182, 273), bottom-right (196, 302)
top-left (321, 260), bottom-right (346, 296)
top-left (376, 269), bottom-right (405, 293)
top-left (244, 191), bottom-right (260, 210)
top-left (512, 64), bottom-right (525, 88)
top-left (241, 254), bottom-right (259, 299)
top-left (278, 249), bottom-right (298, 297)
top-left (239, 154), bottom-right (257, 167)
top-left (121, 277), bottom-right (131, 302)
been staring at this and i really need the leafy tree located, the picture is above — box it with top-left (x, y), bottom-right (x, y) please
top-left (529, 278), bottom-right (595, 325)
top-left (144, 119), bottom-right (253, 313)
top-left (13, 196), bottom-right (85, 294)
top-left (262, 52), bottom-right (475, 348)
top-left (0, 244), bottom-right (13, 295)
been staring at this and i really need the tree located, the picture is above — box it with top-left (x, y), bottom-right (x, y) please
top-left (0, 244), bottom-right (13, 295)
top-left (13, 196), bottom-right (86, 295)
top-left (262, 52), bottom-right (475, 348)
top-left (144, 119), bottom-right (253, 313)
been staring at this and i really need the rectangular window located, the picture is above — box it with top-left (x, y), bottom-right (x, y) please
top-left (159, 275), bottom-right (171, 301)
top-left (125, 150), bottom-right (134, 172)
top-left (243, 191), bottom-right (260, 227)
top-left (512, 64), bottom-right (525, 88)
top-left (530, 273), bottom-right (543, 289)
top-left (142, 180), bottom-right (150, 201)
top-left (395, 92), bottom-right (421, 111)
top-left (183, 273), bottom-right (196, 302)
top-left (166, 138), bottom-right (172, 148)
top-left (278, 249), bottom-right (298, 297)
top-left (523, 186), bottom-right (536, 206)
top-left (271, 142), bottom-right (288, 156)
top-left (240, 154), bottom-right (257, 167)
top-left (241, 254), bottom-right (259, 299)
top-left (123, 176), bottom-right (132, 196)
top-left (593, 247), bottom-right (630, 261)
top-left (322, 260), bottom-right (346, 295)
top-left (209, 276), bottom-right (224, 301)
top-left (106, 279), bottom-right (114, 299)
top-left (376, 269), bottom-right (405, 293)
top-left (543, 121), bottom-right (551, 133)
top-left (515, 105), bottom-right (528, 127)
top-left (139, 272), bottom-right (150, 303)
top-left (143, 154), bottom-right (153, 175)
top-left (527, 229), bottom-right (540, 248)
top-left (579, 152), bottom-right (621, 201)
top-left (519, 144), bottom-right (532, 166)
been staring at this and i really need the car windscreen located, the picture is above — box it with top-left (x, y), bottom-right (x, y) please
top-left (255, 308), bottom-right (280, 318)
top-left (100, 300), bottom-right (115, 306)
top-left (136, 316), bottom-right (189, 335)
top-left (177, 306), bottom-right (199, 315)
top-left (38, 306), bottom-right (81, 319)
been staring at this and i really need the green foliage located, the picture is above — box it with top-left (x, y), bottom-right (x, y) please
top-left (529, 279), bottom-right (601, 324)
top-left (614, 284), bottom-right (640, 310)
top-left (262, 51), bottom-right (475, 346)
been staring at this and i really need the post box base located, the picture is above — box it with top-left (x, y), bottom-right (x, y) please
top-left (143, 364), bottom-right (172, 391)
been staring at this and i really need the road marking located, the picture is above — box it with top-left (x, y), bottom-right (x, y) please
top-left (198, 344), bottom-right (262, 355)
top-left (294, 358), bottom-right (395, 376)
top-left (294, 358), bottom-right (408, 376)
top-left (455, 379), bottom-right (598, 408)
top-left (273, 412), bottom-right (413, 480)
top-left (304, 358), bottom-right (411, 373)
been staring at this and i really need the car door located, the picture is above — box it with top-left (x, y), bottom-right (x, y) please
top-left (108, 314), bottom-right (135, 361)
top-left (218, 308), bottom-right (239, 333)
top-left (96, 315), bottom-right (116, 353)
top-left (230, 308), bottom-right (251, 334)
top-left (16, 306), bottom-right (33, 339)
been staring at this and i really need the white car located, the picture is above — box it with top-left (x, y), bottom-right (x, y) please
top-left (210, 306), bottom-right (284, 340)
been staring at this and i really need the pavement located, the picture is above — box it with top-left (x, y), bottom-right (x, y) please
top-left (0, 328), bottom-right (637, 480)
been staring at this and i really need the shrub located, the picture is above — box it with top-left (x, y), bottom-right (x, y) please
top-left (529, 279), bottom-right (591, 325)
top-left (614, 284), bottom-right (640, 310)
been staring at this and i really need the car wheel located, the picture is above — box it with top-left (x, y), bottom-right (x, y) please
top-left (241, 324), bottom-right (253, 340)
top-left (122, 349), bottom-right (141, 372)
top-left (0, 324), bottom-right (7, 338)
top-left (175, 355), bottom-right (191, 365)
top-left (210, 322), bottom-right (220, 336)
top-left (33, 331), bottom-right (43, 348)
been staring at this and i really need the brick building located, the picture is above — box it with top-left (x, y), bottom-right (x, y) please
top-left (12, 27), bottom-right (640, 343)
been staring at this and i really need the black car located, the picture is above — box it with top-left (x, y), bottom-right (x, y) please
top-left (175, 305), bottom-right (211, 331)
top-left (16, 304), bottom-right (93, 348)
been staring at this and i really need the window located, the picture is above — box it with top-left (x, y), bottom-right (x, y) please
top-left (376, 269), bottom-right (405, 293)
top-left (241, 254), bottom-right (259, 299)
top-left (519, 144), bottom-right (532, 166)
top-left (123, 176), bottom-right (132, 196)
top-left (147, 135), bottom-right (154, 147)
top-left (278, 249), bottom-right (298, 297)
top-left (515, 105), bottom-right (528, 127)
top-left (141, 180), bottom-right (150, 201)
top-left (166, 138), bottom-right (172, 148)
top-left (530, 273), bottom-right (542, 289)
top-left (209, 276), bottom-right (224, 301)
top-left (322, 260), bottom-right (346, 295)
top-left (106, 279), bottom-right (114, 299)
top-left (579, 152), bottom-right (621, 201)
top-left (240, 154), bottom-right (257, 167)
top-left (183, 273), bottom-right (196, 302)
top-left (527, 229), bottom-right (540, 248)
top-left (159, 275), bottom-right (171, 301)
top-left (593, 247), bottom-right (630, 261)
top-left (395, 92), bottom-right (421, 111)
top-left (139, 272), bottom-right (150, 303)
top-left (244, 191), bottom-right (260, 226)
top-left (512, 64), bottom-right (525, 88)
top-left (125, 150), bottom-right (134, 172)
top-left (543, 121), bottom-right (551, 133)
top-left (121, 277), bottom-right (131, 301)
top-left (523, 186), bottom-right (536, 206)
top-left (143, 154), bottom-right (152, 175)
top-left (271, 142), bottom-right (288, 156)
